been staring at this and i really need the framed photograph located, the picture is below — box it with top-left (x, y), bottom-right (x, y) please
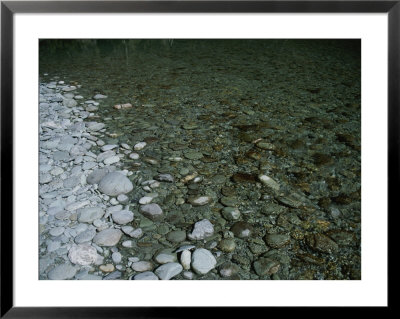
top-left (1, 0), bottom-right (394, 316)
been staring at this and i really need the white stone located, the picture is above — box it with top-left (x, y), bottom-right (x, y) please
top-left (180, 250), bottom-right (191, 270)
top-left (139, 196), bottom-right (153, 205)
top-left (188, 219), bottom-right (214, 240)
top-left (68, 244), bottom-right (99, 266)
top-left (104, 155), bottom-right (120, 165)
top-left (98, 172), bottom-right (133, 196)
top-left (134, 142), bottom-right (146, 151)
top-left (258, 175), bottom-right (280, 191)
top-left (129, 153), bottom-right (139, 159)
top-left (191, 248), bottom-right (217, 275)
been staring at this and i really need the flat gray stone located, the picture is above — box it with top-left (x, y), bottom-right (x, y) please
top-left (154, 262), bottom-right (183, 280)
top-left (93, 228), bottom-right (123, 246)
top-left (188, 219), bottom-right (214, 240)
top-left (139, 203), bottom-right (163, 221)
top-left (74, 228), bottom-right (96, 244)
top-left (112, 210), bottom-right (134, 225)
top-left (191, 248), bottom-right (217, 275)
top-left (78, 207), bottom-right (105, 223)
top-left (98, 172), bottom-right (133, 196)
top-left (87, 168), bottom-right (112, 185)
top-left (47, 263), bottom-right (77, 280)
top-left (133, 271), bottom-right (159, 280)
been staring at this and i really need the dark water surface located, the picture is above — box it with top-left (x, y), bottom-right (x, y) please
top-left (40, 39), bottom-right (361, 280)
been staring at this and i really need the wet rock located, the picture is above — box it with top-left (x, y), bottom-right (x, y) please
top-left (98, 172), bottom-right (133, 196)
top-left (48, 263), bottom-right (77, 280)
top-left (218, 238), bottom-right (236, 252)
top-left (306, 233), bottom-right (339, 254)
top-left (253, 257), bottom-right (280, 276)
top-left (154, 173), bottom-right (174, 183)
top-left (220, 196), bottom-right (238, 207)
top-left (134, 142), bottom-right (146, 150)
top-left (184, 150), bottom-right (203, 160)
top-left (112, 252), bottom-right (122, 264)
top-left (188, 219), bottom-right (214, 240)
top-left (258, 175), bottom-right (280, 191)
top-left (154, 262), bottom-right (183, 280)
top-left (93, 228), bottom-right (123, 246)
top-left (103, 271), bottom-right (122, 280)
top-left (221, 207), bottom-right (241, 220)
top-left (232, 172), bottom-right (257, 183)
top-left (191, 248), bottom-right (217, 275)
top-left (166, 230), bottom-right (187, 243)
top-left (139, 203), bottom-right (163, 221)
top-left (219, 262), bottom-right (240, 278)
top-left (93, 94), bottom-right (107, 99)
top-left (264, 233), bottom-right (291, 249)
top-left (231, 221), bottom-right (253, 238)
top-left (187, 196), bottom-right (212, 206)
top-left (87, 122), bottom-right (105, 132)
top-left (256, 141), bottom-right (275, 150)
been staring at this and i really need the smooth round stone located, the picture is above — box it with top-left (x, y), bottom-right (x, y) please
top-left (154, 252), bottom-right (177, 264)
top-left (231, 221), bottom-right (253, 238)
top-left (100, 264), bottom-right (115, 273)
top-left (218, 238), bottom-right (236, 252)
top-left (191, 248), bottom-right (217, 275)
top-left (122, 240), bottom-right (133, 248)
top-left (50, 167), bottom-right (64, 176)
top-left (187, 196), bottom-right (212, 206)
top-left (188, 219), bottom-right (214, 240)
top-left (258, 175), bottom-right (280, 191)
top-left (68, 244), bottom-right (98, 266)
top-left (130, 228), bottom-right (143, 239)
top-left (87, 168), bottom-right (110, 184)
top-left (78, 207), bottom-right (105, 223)
top-left (87, 122), bottom-right (105, 132)
top-left (82, 161), bottom-right (97, 170)
top-left (264, 233), bottom-right (291, 248)
top-left (93, 228), bottom-right (123, 246)
top-left (63, 98), bottom-right (78, 108)
top-left (253, 257), bottom-right (280, 276)
top-left (184, 150), bottom-right (203, 160)
top-left (63, 175), bottom-right (81, 188)
top-left (180, 250), bottom-right (191, 270)
top-left (133, 271), bottom-right (159, 280)
top-left (166, 230), bottom-right (187, 243)
top-left (104, 156), bottom-right (120, 165)
top-left (182, 271), bottom-right (194, 280)
top-left (101, 144), bottom-right (118, 152)
top-left (98, 172), bottom-right (133, 196)
top-left (48, 263), bottom-right (77, 280)
top-left (93, 94), bottom-right (107, 99)
top-left (154, 262), bottom-right (183, 280)
top-left (219, 262), bottom-right (240, 278)
top-left (112, 210), bottom-right (134, 225)
top-left (74, 228), bottom-right (96, 244)
top-left (139, 196), bottom-right (153, 205)
top-left (220, 196), bottom-right (238, 207)
top-left (134, 142), bottom-right (147, 150)
top-left (121, 143), bottom-right (131, 150)
top-left (256, 141), bottom-right (276, 150)
top-left (117, 194), bottom-right (129, 204)
top-left (40, 173), bottom-right (52, 184)
top-left (139, 203), bottom-right (163, 221)
top-left (129, 153), bottom-right (139, 159)
top-left (222, 207), bottom-right (241, 220)
top-left (112, 252), bottom-right (122, 264)
top-left (131, 261), bottom-right (154, 272)
top-left (49, 226), bottom-right (65, 237)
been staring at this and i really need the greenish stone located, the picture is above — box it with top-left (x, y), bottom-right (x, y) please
top-left (184, 150), bottom-right (203, 160)
top-left (220, 196), bottom-right (238, 207)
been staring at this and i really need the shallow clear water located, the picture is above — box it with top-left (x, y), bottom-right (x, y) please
top-left (40, 39), bottom-right (361, 280)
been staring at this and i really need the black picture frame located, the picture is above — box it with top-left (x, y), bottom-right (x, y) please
top-left (1, 1), bottom-right (394, 317)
